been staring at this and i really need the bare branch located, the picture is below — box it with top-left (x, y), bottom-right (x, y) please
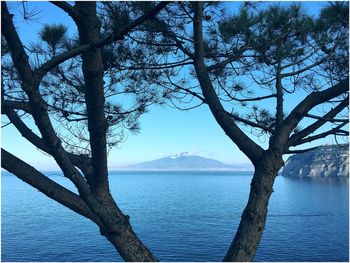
top-left (287, 97), bottom-right (349, 147)
top-left (284, 146), bottom-right (318, 154)
top-left (1, 100), bottom-right (32, 113)
top-left (292, 122), bottom-right (348, 146)
top-left (305, 113), bottom-right (349, 123)
top-left (1, 148), bottom-right (100, 223)
top-left (226, 111), bottom-right (274, 133)
top-left (1, 2), bottom-right (34, 81)
top-left (165, 75), bottom-right (206, 103)
top-left (50, 1), bottom-right (79, 22)
top-left (153, 18), bottom-right (195, 59)
top-left (272, 78), bottom-right (349, 149)
top-left (3, 109), bottom-right (94, 181)
top-left (230, 94), bottom-right (276, 103)
top-left (281, 57), bottom-right (327, 78)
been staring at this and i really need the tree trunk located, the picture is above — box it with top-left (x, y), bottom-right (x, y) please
top-left (102, 221), bottom-right (157, 262)
top-left (90, 193), bottom-right (157, 262)
top-left (224, 153), bottom-right (282, 262)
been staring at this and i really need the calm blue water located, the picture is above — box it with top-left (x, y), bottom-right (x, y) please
top-left (1, 171), bottom-right (349, 262)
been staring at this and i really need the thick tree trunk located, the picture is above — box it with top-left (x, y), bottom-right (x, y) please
top-left (102, 221), bottom-right (157, 262)
top-left (73, 3), bottom-right (156, 261)
top-left (224, 153), bottom-right (282, 262)
top-left (88, 192), bottom-right (157, 262)
top-left (75, 2), bottom-right (109, 194)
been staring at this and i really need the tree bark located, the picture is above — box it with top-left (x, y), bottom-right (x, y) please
top-left (75, 2), bottom-right (109, 194)
top-left (224, 152), bottom-right (282, 262)
top-left (103, 223), bottom-right (157, 262)
top-left (72, 3), bottom-right (157, 261)
top-left (275, 62), bottom-right (284, 127)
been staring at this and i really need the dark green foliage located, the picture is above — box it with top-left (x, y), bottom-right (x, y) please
top-left (39, 23), bottom-right (68, 51)
top-left (1, 36), bottom-right (10, 57)
top-left (1, 2), bottom-right (167, 152)
top-left (314, 2), bottom-right (349, 79)
top-left (132, 2), bottom-right (156, 13)
top-left (318, 1), bottom-right (349, 28)
top-left (219, 7), bottom-right (255, 43)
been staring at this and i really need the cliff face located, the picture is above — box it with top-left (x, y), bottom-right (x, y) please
top-left (282, 145), bottom-right (349, 177)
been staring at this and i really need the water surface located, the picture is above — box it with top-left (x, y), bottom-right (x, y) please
top-left (2, 171), bottom-right (348, 261)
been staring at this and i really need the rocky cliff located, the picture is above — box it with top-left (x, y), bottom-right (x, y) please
top-left (282, 145), bottom-right (349, 177)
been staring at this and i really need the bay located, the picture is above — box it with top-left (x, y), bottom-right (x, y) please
top-left (1, 171), bottom-right (349, 262)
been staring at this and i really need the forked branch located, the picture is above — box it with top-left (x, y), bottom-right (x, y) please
top-left (272, 78), bottom-right (349, 148)
top-left (288, 97), bottom-right (349, 147)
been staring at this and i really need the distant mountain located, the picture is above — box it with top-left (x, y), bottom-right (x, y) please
top-left (282, 145), bottom-right (349, 177)
top-left (118, 152), bottom-right (252, 171)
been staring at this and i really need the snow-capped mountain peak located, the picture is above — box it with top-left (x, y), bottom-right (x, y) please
top-left (169, 151), bottom-right (195, 159)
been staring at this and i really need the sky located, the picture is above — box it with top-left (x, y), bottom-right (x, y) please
top-left (1, 1), bottom-right (342, 171)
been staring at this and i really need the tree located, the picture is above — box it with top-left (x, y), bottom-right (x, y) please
top-left (120, 1), bottom-right (349, 261)
top-left (194, 4), bottom-right (348, 261)
top-left (1, 2), bottom-right (168, 261)
top-left (2, 2), bottom-right (348, 262)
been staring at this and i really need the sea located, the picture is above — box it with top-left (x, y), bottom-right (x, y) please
top-left (1, 171), bottom-right (349, 262)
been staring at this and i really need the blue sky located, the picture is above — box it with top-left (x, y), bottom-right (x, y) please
top-left (1, 1), bottom-right (341, 171)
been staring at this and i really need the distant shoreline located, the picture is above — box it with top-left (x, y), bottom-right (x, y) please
top-left (110, 168), bottom-right (254, 172)
top-left (1, 170), bottom-right (254, 175)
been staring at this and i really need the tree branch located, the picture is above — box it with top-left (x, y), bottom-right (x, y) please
top-left (272, 78), bottom-right (349, 150)
top-left (3, 108), bottom-right (94, 183)
top-left (226, 111), bottom-right (274, 133)
top-left (281, 57), bottom-right (327, 78)
top-left (192, 2), bottom-right (264, 163)
top-left (292, 122), bottom-right (348, 146)
top-left (287, 96), bottom-right (349, 147)
top-left (216, 78), bottom-right (276, 103)
top-left (35, 2), bottom-right (169, 80)
top-left (1, 2), bottom-right (34, 82)
top-left (275, 63), bottom-right (284, 126)
top-left (50, 1), bottom-right (79, 22)
top-left (2, 2), bottom-right (92, 197)
top-left (1, 148), bottom-right (100, 223)
top-left (165, 75), bottom-right (206, 103)
top-left (230, 94), bottom-right (276, 103)
top-left (75, 2), bottom-right (108, 193)
top-left (1, 100), bottom-right (32, 113)
top-left (280, 49), bottom-right (318, 70)
top-left (284, 146), bottom-right (318, 154)
top-left (304, 113), bottom-right (349, 123)
top-left (206, 49), bottom-right (251, 71)
top-left (153, 18), bottom-right (195, 59)
top-left (120, 59), bottom-right (193, 71)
